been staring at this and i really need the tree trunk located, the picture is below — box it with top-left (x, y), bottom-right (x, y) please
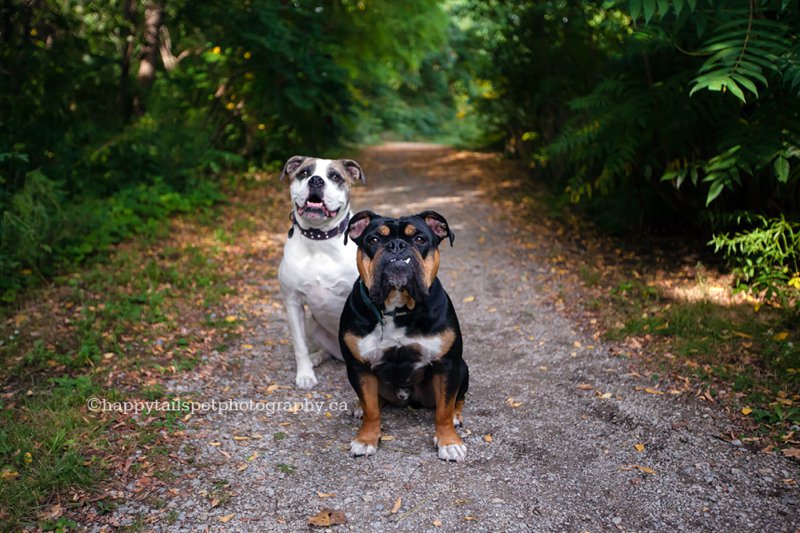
top-left (134, 1), bottom-right (163, 114)
top-left (120, 0), bottom-right (137, 121)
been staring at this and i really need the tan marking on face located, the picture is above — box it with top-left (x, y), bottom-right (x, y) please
top-left (412, 247), bottom-right (440, 287)
top-left (377, 225), bottom-right (390, 236)
top-left (432, 373), bottom-right (462, 448)
top-left (343, 332), bottom-right (364, 363)
top-left (354, 373), bottom-right (381, 448)
top-left (327, 160), bottom-right (354, 187)
top-left (383, 289), bottom-right (417, 310)
top-left (404, 224), bottom-right (416, 237)
top-left (357, 248), bottom-right (381, 290)
top-left (401, 290), bottom-right (416, 310)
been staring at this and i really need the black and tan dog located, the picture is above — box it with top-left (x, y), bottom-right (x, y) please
top-left (338, 210), bottom-right (468, 462)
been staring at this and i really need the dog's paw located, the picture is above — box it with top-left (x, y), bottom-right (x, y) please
top-left (309, 350), bottom-right (326, 366)
top-left (350, 404), bottom-right (363, 419)
top-left (436, 442), bottom-right (467, 462)
top-left (349, 440), bottom-right (377, 457)
top-left (295, 371), bottom-right (318, 390)
top-left (453, 415), bottom-right (464, 428)
top-left (433, 436), bottom-right (467, 462)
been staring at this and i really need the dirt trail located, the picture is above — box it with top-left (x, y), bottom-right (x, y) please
top-left (93, 144), bottom-right (797, 531)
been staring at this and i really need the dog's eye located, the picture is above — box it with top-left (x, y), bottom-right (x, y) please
top-left (413, 235), bottom-right (427, 244)
top-left (367, 236), bottom-right (380, 246)
top-left (330, 173), bottom-right (344, 184)
top-left (297, 169), bottom-right (311, 179)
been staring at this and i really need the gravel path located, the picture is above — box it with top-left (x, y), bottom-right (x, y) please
top-left (97, 143), bottom-right (798, 532)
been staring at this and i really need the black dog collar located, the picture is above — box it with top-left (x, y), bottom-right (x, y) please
top-left (288, 211), bottom-right (350, 240)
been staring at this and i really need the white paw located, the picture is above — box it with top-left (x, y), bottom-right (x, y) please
top-left (349, 440), bottom-right (377, 457)
top-left (295, 371), bottom-right (318, 389)
top-left (309, 350), bottom-right (326, 366)
top-left (437, 442), bottom-right (467, 462)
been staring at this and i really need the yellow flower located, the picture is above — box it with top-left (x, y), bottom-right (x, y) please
top-left (23, 452), bottom-right (32, 464)
top-left (258, 123), bottom-right (266, 131)
top-left (212, 46), bottom-right (221, 55)
top-left (244, 51), bottom-right (252, 59)
top-left (788, 276), bottom-right (800, 289)
top-left (225, 102), bottom-right (235, 110)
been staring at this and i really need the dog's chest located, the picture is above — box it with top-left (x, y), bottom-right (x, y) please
top-left (280, 238), bottom-right (356, 295)
top-left (356, 319), bottom-right (444, 369)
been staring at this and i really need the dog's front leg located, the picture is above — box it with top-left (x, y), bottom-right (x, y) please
top-left (347, 366), bottom-right (381, 457)
top-left (432, 372), bottom-right (467, 462)
top-left (283, 293), bottom-right (317, 389)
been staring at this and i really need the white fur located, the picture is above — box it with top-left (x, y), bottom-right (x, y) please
top-left (349, 440), bottom-right (377, 457)
top-left (279, 159), bottom-right (359, 389)
top-left (433, 436), bottom-right (468, 462)
top-left (356, 317), bottom-right (445, 367)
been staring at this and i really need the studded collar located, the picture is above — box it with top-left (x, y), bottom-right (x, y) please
top-left (288, 211), bottom-right (350, 241)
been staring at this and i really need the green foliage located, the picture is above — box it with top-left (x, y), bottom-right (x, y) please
top-left (710, 215), bottom-right (800, 308)
top-left (1, 0), bottom-right (451, 301)
top-left (457, 0), bottom-right (800, 306)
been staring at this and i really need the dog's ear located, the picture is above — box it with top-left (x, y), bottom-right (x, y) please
top-left (418, 210), bottom-right (454, 246)
top-left (341, 159), bottom-right (365, 184)
top-left (279, 155), bottom-right (306, 180)
top-left (345, 210), bottom-right (377, 245)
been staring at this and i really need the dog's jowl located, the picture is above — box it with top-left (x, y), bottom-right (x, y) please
top-left (278, 156), bottom-right (365, 389)
top-left (338, 210), bottom-right (469, 462)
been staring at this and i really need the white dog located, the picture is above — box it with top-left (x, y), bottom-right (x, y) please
top-left (277, 156), bottom-right (365, 389)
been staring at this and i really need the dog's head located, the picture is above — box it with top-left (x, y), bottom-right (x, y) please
top-left (280, 156), bottom-right (365, 227)
top-left (346, 210), bottom-right (454, 307)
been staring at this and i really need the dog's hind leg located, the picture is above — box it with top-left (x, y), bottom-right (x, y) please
top-left (308, 316), bottom-right (344, 361)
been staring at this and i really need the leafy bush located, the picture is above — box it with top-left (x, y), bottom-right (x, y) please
top-left (710, 215), bottom-right (800, 310)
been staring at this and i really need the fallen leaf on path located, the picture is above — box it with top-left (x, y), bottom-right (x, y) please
top-left (741, 407), bottom-right (753, 415)
top-left (391, 497), bottom-right (402, 514)
top-left (506, 397), bottom-right (523, 408)
top-left (219, 513), bottom-right (235, 523)
top-left (732, 330), bottom-right (752, 339)
top-left (782, 448), bottom-right (800, 458)
top-left (432, 519), bottom-right (443, 527)
top-left (380, 435), bottom-right (395, 442)
top-left (643, 388), bottom-right (664, 395)
top-left (317, 492), bottom-right (335, 498)
top-left (308, 508), bottom-right (347, 527)
top-left (210, 499), bottom-right (220, 508)
top-left (224, 315), bottom-right (238, 323)
top-left (233, 435), bottom-right (250, 441)
top-left (484, 434), bottom-right (493, 443)
top-left (774, 331), bottom-right (789, 341)
top-left (208, 441), bottom-right (221, 447)
top-left (597, 392), bottom-right (612, 399)
top-left (621, 464), bottom-right (655, 475)
top-left (576, 384), bottom-right (593, 390)
top-left (634, 443), bottom-right (645, 452)
top-left (462, 296), bottom-right (476, 303)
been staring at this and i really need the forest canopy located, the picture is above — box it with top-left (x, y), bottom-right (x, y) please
top-left (1, 0), bottom-right (799, 307)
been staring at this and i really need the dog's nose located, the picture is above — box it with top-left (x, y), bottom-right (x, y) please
top-left (387, 239), bottom-right (408, 254)
top-left (308, 175), bottom-right (324, 189)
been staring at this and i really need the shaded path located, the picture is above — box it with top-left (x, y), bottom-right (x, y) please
top-left (97, 144), bottom-right (798, 531)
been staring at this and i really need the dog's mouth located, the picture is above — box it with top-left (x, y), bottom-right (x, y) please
top-left (297, 195), bottom-right (338, 220)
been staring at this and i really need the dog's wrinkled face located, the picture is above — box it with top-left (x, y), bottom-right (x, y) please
top-left (346, 210), bottom-right (454, 306)
top-left (280, 156), bottom-right (365, 226)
